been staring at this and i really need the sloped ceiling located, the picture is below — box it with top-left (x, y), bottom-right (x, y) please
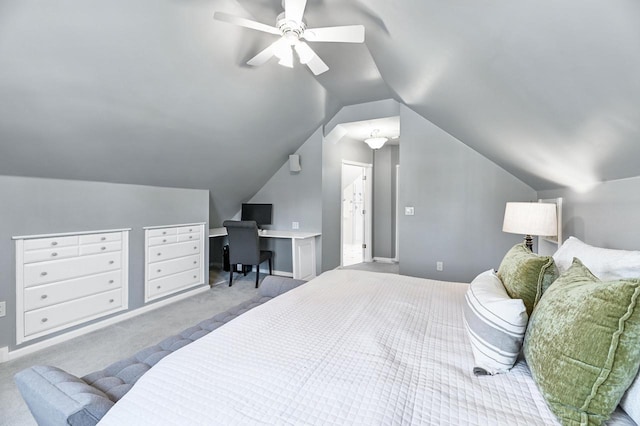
top-left (1, 0), bottom-right (639, 222)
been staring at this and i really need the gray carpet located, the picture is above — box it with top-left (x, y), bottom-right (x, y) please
top-left (339, 261), bottom-right (400, 274)
top-left (0, 270), bottom-right (263, 426)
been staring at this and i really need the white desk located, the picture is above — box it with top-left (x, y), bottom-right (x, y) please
top-left (209, 228), bottom-right (321, 281)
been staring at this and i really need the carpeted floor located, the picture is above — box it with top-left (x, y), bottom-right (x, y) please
top-left (0, 270), bottom-right (262, 426)
top-left (0, 262), bottom-right (397, 425)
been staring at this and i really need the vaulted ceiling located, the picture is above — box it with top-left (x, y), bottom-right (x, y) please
top-left (1, 0), bottom-right (639, 221)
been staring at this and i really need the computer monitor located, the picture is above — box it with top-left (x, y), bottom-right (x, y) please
top-left (241, 203), bottom-right (273, 227)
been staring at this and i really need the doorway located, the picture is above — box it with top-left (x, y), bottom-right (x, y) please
top-left (341, 161), bottom-right (372, 266)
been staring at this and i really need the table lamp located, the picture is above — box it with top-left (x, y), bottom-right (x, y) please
top-left (502, 202), bottom-right (558, 252)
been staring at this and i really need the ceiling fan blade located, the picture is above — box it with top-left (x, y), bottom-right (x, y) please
top-left (303, 25), bottom-right (365, 43)
top-left (278, 48), bottom-right (295, 68)
top-left (285, 0), bottom-right (307, 24)
top-left (213, 11), bottom-right (280, 35)
top-left (294, 43), bottom-right (329, 75)
top-left (247, 40), bottom-right (281, 66)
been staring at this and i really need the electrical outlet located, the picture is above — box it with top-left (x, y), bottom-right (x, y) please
top-left (404, 206), bottom-right (415, 216)
top-left (0, 301), bottom-right (5, 318)
top-left (292, 221), bottom-right (299, 230)
top-left (436, 261), bottom-right (444, 272)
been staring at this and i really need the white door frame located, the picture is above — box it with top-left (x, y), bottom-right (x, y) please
top-left (394, 164), bottom-right (400, 263)
top-left (340, 160), bottom-right (373, 266)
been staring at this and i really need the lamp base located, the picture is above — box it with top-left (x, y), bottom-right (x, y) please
top-left (523, 235), bottom-right (534, 252)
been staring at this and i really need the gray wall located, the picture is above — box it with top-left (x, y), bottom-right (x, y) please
top-left (538, 176), bottom-right (640, 251)
top-left (322, 137), bottom-right (373, 271)
top-left (373, 145), bottom-right (399, 259)
top-left (0, 175), bottom-right (208, 351)
top-left (248, 128), bottom-right (324, 274)
top-left (398, 106), bottom-right (537, 282)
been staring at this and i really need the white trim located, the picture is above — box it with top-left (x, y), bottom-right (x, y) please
top-left (13, 228), bottom-right (132, 240)
top-left (373, 257), bottom-right (397, 264)
top-left (4, 285), bottom-right (211, 363)
top-left (0, 346), bottom-right (8, 363)
top-left (143, 222), bottom-right (206, 230)
top-left (395, 164), bottom-right (400, 263)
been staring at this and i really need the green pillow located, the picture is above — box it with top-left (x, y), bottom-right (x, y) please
top-left (497, 243), bottom-right (558, 315)
top-left (524, 258), bottom-right (640, 425)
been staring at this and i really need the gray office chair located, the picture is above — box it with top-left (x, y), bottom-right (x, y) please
top-left (223, 220), bottom-right (273, 288)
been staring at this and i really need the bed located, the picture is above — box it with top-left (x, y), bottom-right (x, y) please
top-left (98, 245), bottom-right (640, 426)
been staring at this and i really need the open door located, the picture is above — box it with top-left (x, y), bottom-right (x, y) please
top-left (341, 161), bottom-right (372, 266)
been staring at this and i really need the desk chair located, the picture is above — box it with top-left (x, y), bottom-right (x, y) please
top-left (223, 220), bottom-right (273, 288)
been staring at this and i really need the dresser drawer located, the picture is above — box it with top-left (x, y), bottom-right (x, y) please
top-left (177, 232), bottom-right (200, 243)
top-left (24, 252), bottom-right (122, 287)
top-left (148, 254), bottom-right (200, 280)
top-left (147, 228), bottom-right (178, 238)
top-left (177, 225), bottom-right (201, 234)
top-left (24, 289), bottom-right (123, 337)
top-left (148, 240), bottom-right (201, 263)
top-left (23, 246), bottom-right (79, 264)
top-left (79, 240), bottom-right (122, 256)
top-left (24, 235), bottom-right (78, 251)
top-left (148, 235), bottom-right (178, 247)
top-left (24, 270), bottom-right (122, 311)
top-left (79, 232), bottom-right (122, 245)
top-left (148, 267), bottom-right (201, 299)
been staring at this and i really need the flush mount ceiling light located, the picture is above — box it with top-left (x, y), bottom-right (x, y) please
top-left (213, 0), bottom-right (365, 75)
top-left (364, 129), bottom-right (388, 149)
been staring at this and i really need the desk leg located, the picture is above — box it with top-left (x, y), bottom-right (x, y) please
top-left (292, 237), bottom-right (316, 281)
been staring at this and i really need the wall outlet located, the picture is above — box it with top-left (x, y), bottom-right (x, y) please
top-left (0, 301), bottom-right (5, 317)
top-left (404, 206), bottom-right (415, 216)
top-left (436, 261), bottom-right (444, 272)
top-left (292, 221), bottom-right (299, 230)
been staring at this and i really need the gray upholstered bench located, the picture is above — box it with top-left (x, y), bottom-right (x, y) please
top-left (14, 276), bottom-right (306, 426)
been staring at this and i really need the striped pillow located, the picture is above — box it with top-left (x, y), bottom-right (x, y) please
top-left (463, 270), bottom-right (529, 375)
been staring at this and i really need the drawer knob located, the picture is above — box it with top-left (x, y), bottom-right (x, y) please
top-left (51, 252), bottom-right (58, 257)
top-left (101, 246), bottom-right (106, 251)
top-left (41, 318), bottom-right (48, 323)
top-left (40, 272), bottom-right (48, 276)
top-left (193, 246), bottom-right (197, 250)
top-left (193, 261), bottom-right (197, 264)
top-left (193, 275), bottom-right (197, 279)
top-left (101, 237), bottom-right (106, 241)
top-left (109, 280), bottom-right (114, 284)
top-left (163, 239), bottom-right (167, 243)
top-left (41, 294), bottom-right (48, 299)
top-left (162, 231), bottom-right (167, 235)
top-left (157, 269), bottom-right (162, 273)
top-left (157, 285), bottom-right (161, 289)
top-left (157, 253), bottom-right (162, 256)
top-left (109, 260), bottom-right (115, 264)
top-left (109, 299), bottom-right (114, 303)
top-left (51, 241), bottom-right (58, 246)
top-left (189, 229), bottom-right (193, 232)
top-left (189, 236), bottom-right (193, 239)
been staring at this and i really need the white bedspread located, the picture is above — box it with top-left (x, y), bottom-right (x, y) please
top-left (100, 269), bottom-right (561, 425)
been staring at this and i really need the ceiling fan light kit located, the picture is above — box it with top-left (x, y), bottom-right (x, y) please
top-left (213, 0), bottom-right (365, 75)
top-left (364, 129), bottom-right (388, 149)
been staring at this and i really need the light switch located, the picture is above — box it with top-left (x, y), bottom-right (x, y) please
top-left (405, 206), bottom-right (415, 216)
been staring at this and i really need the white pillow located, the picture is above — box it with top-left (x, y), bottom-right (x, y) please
top-left (463, 270), bottom-right (528, 375)
top-left (620, 373), bottom-right (640, 424)
top-left (553, 236), bottom-right (640, 280)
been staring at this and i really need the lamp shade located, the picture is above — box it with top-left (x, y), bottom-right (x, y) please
top-left (502, 202), bottom-right (558, 237)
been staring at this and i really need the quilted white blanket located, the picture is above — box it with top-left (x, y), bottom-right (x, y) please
top-left (100, 269), bottom-right (560, 425)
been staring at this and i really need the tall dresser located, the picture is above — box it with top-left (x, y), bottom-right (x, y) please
top-left (14, 229), bottom-right (130, 345)
top-left (144, 223), bottom-right (206, 302)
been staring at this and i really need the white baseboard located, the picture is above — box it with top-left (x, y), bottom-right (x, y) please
top-left (373, 257), bottom-right (397, 264)
top-left (4, 285), bottom-right (211, 363)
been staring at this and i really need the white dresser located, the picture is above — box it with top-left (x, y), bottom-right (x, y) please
top-left (14, 229), bottom-right (130, 345)
top-left (144, 223), bottom-right (206, 302)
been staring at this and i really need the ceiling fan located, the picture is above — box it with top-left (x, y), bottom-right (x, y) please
top-left (213, 0), bottom-right (365, 75)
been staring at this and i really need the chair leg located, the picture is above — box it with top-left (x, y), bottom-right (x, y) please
top-left (255, 265), bottom-right (260, 288)
top-left (269, 257), bottom-right (273, 275)
top-left (229, 270), bottom-right (233, 287)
